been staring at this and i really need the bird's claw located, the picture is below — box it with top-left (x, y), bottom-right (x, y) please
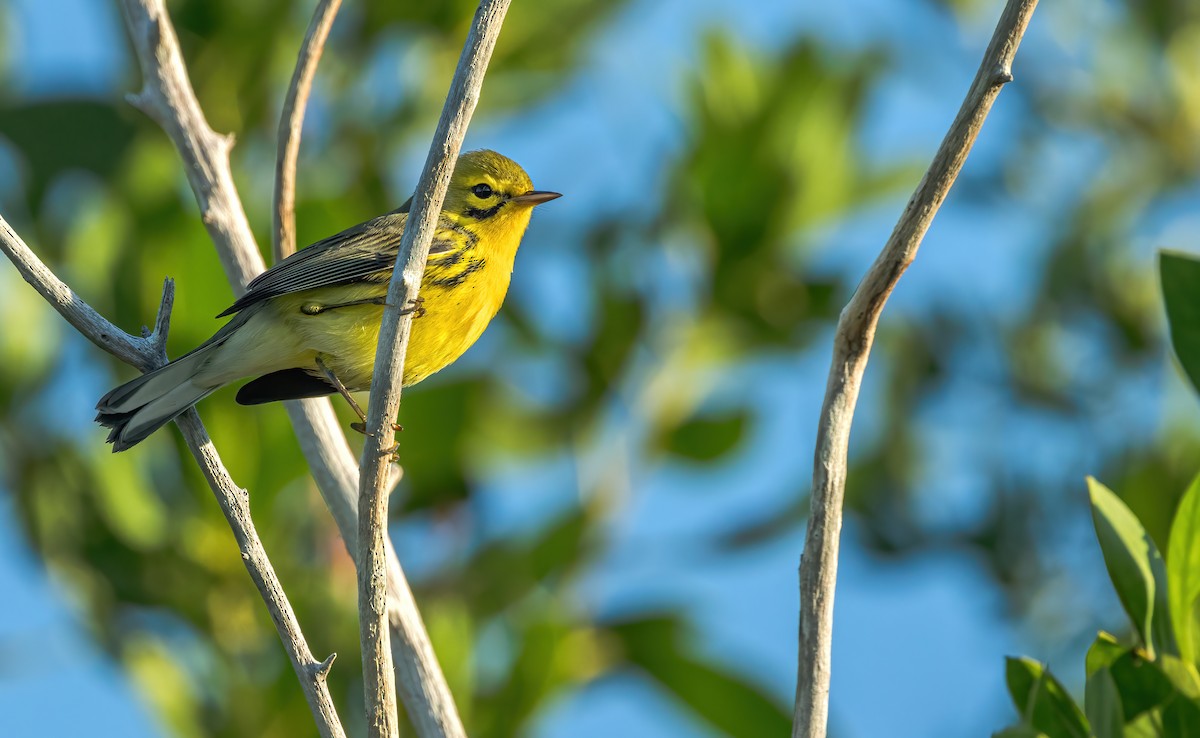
top-left (399, 297), bottom-right (426, 318)
top-left (349, 421), bottom-right (404, 437)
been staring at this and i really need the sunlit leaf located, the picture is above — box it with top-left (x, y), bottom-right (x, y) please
top-left (1161, 250), bottom-right (1200, 396)
top-left (1084, 665), bottom-right (1123, 738)
top-left (1004, 657), bottom-right (1091, 738)
top-left (1088, 476), bottom-right (1177, 658)
top-left (1168, 470), bottom-right (1200, 666)
top-left (1086, 631), bottom-right (1125, 676)
top-left (1108, 650), bottom-right (1175, 720)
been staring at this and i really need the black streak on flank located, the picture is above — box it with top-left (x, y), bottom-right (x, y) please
top-left (429, 257), bottom-right (487, 288)
top-left (429, 249), bottom-right (464, 268)
top-left (443, 219), bottom-right (480, 249)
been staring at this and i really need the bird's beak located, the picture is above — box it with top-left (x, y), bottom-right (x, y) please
top-left (509, 190), bottom-right (562, 206)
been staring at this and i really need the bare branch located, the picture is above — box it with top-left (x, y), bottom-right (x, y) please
top-left (274, 0), bottom-right (342, 263)
top-left (0, 212), bottom-right (346, 738)
top-left (792, 2), bottom-right (1038, 737)
top-left (118, 0), bottom-right (468, 735)
top-left (312, 651), bottom-right (338, 681)
top-left (172, 410), bottom-right (346, 738)
top-left (0, 217), bottom-right (166, 372)
top-left (118, 0), bottom-right (261, 289)
top-left (356, 2), bottom-right (511, 736)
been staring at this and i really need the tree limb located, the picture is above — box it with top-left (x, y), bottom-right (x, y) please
top-left (118, 0), bottom-right (260, 289)
top-left (356, 2), bottom-right (513, 735)
top-left (117, 1), bottom-right (469, 735)
top-left (0, 218), bottom-right (168, 373)
top-left (0, 215), bottom-right (347, 738)
top-left (792, 2), bottom-right (1038, 737)
top-left (274, 0), bottom-right (342, 264)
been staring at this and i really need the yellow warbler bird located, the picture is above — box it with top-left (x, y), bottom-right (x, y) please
top-left (96, 150), bottom-right (559, 451)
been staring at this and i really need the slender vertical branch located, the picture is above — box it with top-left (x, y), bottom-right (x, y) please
top-left (0, 214), bottom-right (347, 738)
top-left (356, 3), bottom-right (512, 735)
top-left (118, 0), bottom-right (468, 735)
top-left (274, 0), bottom-right (342, 263)
top-left (792, 2), bottom-right (1038, 737)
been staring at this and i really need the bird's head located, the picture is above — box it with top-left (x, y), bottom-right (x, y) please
top-left (441, 150), bottom-right (560, 249)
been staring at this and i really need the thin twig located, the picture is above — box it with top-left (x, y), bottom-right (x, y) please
top-left (792, 2), bottom-right (1038, 737)
top-left (0, 213), bottom-right (346, 738)
top-left (274, 0), bottom-right (342, 263)
top-left (0, 218), bottom-right (166, 372)
top-left (118, 1), bottom-right (468, 735)
top-left (356, 3), bottom-right (513, 735)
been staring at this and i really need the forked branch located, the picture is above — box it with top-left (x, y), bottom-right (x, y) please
top-left (118, 0), bottom-right (469, 735)
top-left (0, 217), bottom-right (346, 738)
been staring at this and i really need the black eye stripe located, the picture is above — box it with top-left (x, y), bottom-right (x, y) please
top-left (464, 202), bottom-right (505, 220)
top-left (471, 183), bottom-right (493, 198)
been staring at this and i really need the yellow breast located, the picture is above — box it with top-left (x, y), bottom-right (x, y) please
top-left (282, 212), bottom-right (528, 389)
top-left (403, 253), bottom-right (513, 385)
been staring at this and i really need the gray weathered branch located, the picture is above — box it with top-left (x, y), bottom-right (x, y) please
top-left (792, 2), bottom-right (1039, 737)
top-left (0, 215), bottom-right (346, 738)
top-left (356, 2), bottom-right (513, 735)
top-left (0, 218), bottom-right (169, 372)
top-left (118, 0), bottom-right (468, 735)
top-left (274, 0), bottom-right (342, 264)
top-left (118, 0), bottom-right (260, 288)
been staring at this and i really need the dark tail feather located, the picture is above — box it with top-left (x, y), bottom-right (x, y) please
top-left (236, 369), bottom-right (336, 405)
top-left (95, 403), bottom-right (191, 452)
top-left (95, 407), bottom-right (137, 445)
top-left (95, 347), bottom-right (218, 452)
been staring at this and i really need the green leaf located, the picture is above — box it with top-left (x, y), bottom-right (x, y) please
top-left (1163, 695), bottom-right (1200, 737)
top-left (992, 727), bottom-right (1049, 738)
top-left (1088, 477), bottom-right (1177, 658)
top-left (1110, 651), bottom-right (1173, 719)
top-left (1168, 470), bottom-right (1200, 666)
top-left (1160, 654), bottom-right (1200, 699)
top-left (1086, 631), bottom-right (1125, 676)
top-left (611, 614), bottom-right (791, 737)
top-left (1123, 713), bottom-right (1162, 738)
top-left (661, 409), bottom-right (750, 462)
top-left (1161, 250), bottom-right (1200, 395)
top-left (1004, 657), bottom-right (1091, 738)
top-left (1084, 666), bottom-right (1123, 738)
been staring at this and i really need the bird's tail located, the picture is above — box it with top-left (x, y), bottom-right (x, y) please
top-left (95, 344), bottom-right (222, 452)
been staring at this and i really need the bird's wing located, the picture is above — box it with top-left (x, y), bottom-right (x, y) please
top-left (217, 207), bottom-right (453, 317)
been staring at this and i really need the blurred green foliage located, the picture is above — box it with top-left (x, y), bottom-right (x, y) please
top-left (996, 249), bottom-right (1200, 734)
top-left (2, 0), bottom-right (1200, 736)
top-left (997, 475), bottom-right (1200, 737)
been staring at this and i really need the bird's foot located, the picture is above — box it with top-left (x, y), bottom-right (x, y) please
top-left (349, 421), bottom-right (404, 436)
top-left (349, 424), bottom-right (403, 462)
top-left (399, 297), bottom-right (426, 318)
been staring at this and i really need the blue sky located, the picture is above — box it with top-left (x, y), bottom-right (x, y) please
top-left (0, 0), bottom-right (1175, 736)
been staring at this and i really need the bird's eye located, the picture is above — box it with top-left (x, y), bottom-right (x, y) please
top-left (471, 183), bottom-right (494, 199)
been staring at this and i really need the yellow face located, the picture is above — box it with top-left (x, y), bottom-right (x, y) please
top-left (442, 150), bottom-right (561, 253)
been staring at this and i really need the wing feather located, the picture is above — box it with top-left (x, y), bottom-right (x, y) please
top-left (217, 208), bottom-right (456, 317)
